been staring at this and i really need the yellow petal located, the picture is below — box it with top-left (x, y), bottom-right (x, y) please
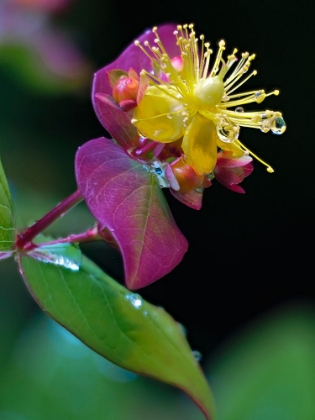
top-left (182, 114), bottom-right (217, 175)
top-left (133, 86), bottom-right (187, 143)
top-left (216, 137), bottom-right (245, 157)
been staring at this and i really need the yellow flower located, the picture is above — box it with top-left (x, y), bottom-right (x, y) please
top-left (132, 24), bottom-right (286, 175)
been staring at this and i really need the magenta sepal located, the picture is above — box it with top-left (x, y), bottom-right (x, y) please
top-left (75, 137), bottom-right (188, 290)
top-left (92, 24), bottom-right (179, 141)
top-left (94, 93), bottom-right (139, 148)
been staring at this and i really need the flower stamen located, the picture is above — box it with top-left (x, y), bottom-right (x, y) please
top-left (132, 24), bottom-right (286, 174)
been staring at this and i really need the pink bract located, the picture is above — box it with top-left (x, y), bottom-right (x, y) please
top-left (75, 137), bottom-right (188, 290)
top-left (214, 153), bottom-right (253, 193)
top-left (92, 25), bottom-right (179, 138)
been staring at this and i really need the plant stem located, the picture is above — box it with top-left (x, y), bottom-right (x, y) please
top-left (16, 189), bottom-right (83, 249)
top-left (23, 227), bottom-right (100, 251)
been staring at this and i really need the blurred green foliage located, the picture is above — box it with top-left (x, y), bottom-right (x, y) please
top-left (0, 1), bottom-right (314, 419)
top-left (1, 300), bottom-right (314, 419)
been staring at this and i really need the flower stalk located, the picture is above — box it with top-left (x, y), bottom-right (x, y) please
top-left (16, 189), bottom-right (83, 250)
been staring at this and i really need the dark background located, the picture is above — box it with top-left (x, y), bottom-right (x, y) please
top-left (0, 0), bottom-right (315, 360)
top-left (1, 0), bottom-right (314, 376)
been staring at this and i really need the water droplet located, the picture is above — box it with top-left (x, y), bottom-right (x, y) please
top-left (30, 245), bottom-right (81, 272)
top-left (235, 106), bottom-right (244, 113)
top-left (260, 120), bottom-right (271, 133)
top-left (192, 350), bottom-right (202, 362)
top-left (148, 162), bottom-right (170, 188)
top-left (177, 323), bottom-right (187, 336)
top-left (126, 293), bottom-right (143, 308)
top-left (271, 116), bottom-right (286, 135)
top-left (167, 114), bottom-right (173, 119)
top-left (216, 124), bottom-right (239, 142)
top-left (32, 251), bottom-right (81, 271)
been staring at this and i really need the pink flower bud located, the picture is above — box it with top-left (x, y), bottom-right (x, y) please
top-left (170, 157), bottom-right (204, 193)
top-left (112, 76), bottom-right (139, 105)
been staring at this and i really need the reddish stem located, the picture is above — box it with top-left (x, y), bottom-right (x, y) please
top-left (23, 227), bottom-right (100, 251)
top-left (16, 190), bottom-right (83, 250)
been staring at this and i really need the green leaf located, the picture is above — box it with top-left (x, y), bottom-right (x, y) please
top-left (18, 248), bottom-right (215, 420)
top-left (0, 158), bottom-right (15, 251)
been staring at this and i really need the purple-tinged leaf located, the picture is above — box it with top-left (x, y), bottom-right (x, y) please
top-left (94, 93), bottom-right (139, 148)
top-left (75, 137), bottom-right (188, 289)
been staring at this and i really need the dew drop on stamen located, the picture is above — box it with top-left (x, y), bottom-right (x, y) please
top-left (271, 116), bottom-right (286, 135)
top-left (235, 106), bottom-right (244, 113)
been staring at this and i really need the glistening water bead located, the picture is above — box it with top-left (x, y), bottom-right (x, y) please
top-left (125, 293), bottom-right (143, 308)
top-left (271, 116), bottom-right (286, 135)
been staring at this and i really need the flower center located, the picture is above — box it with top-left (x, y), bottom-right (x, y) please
top-left (132, 24), bottom-right (286, 173)
top-left (193, 76), bottom-right (224, 109)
